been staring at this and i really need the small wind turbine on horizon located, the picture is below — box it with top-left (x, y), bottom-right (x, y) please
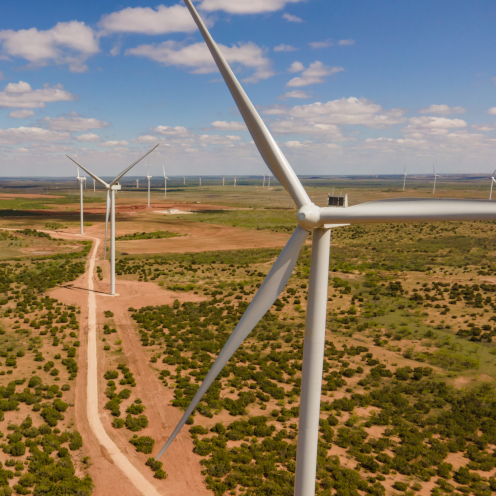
top-left (146, 162), bottom-right (152, 208)
top-left (136, 179), bottom-right (139, 189)
top-left (263, 175), bottom-right (266, 188)
top-left (222, 177), bottom-right (225, 186)
top-left (433, 166), bottom-right (441, 194)
top-left (403, 165), bottom-right (408, 192)
top-left (76, 167), bottom-right (86, 235)
top-left (489, 170), bottom-right (496, 200)
top-left (67, 145), bottom-right (159, 296)
top-left (163, 166), bottom-right (169, 199)
top-left (154, 4), bottom-right (496, 496)
top-left (234, 176), bottom-right (236, 187)
top-left (199, 177), bottom-right (202, 187)
top-left (93, 178), bottom-right (96, 192)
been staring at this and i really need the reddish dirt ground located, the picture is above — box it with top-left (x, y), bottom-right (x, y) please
top-left (0, 193), bottom-right (64, 198)
top-left (49, 232), bottom-right (212, 496)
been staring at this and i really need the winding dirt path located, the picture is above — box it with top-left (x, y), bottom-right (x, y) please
top-left (85, 236), bottom-right (164, 496)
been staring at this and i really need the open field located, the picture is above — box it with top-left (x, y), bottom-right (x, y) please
top-left (0, 177), bottom-right (495, 496)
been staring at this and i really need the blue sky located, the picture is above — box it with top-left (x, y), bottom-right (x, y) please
top-left (0, 0), bottom-right (495, 177)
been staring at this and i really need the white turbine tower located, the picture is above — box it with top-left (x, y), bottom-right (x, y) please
top-left (222, 177), bottom-right (225, 186)
top-left (146, 164), bottom-right (152, 208)
top-left (136, 179), bottom-right (139, 189)
top-left (433, 166), bottom-right (441, 194)
top-left (234, 176), bottom-right (236, 187)
top-left (263, 175), bottom-right (266, 188)
top-left (67, 145), bottom-right (159, 296)
top-left (93, 178), bottom-right (96, 192)
top-left (163, 166), bottom-right (169, 199)
top-left (489, 170), bottom-right (496, 200)
top-left (403, 165), bottom-right (407, 192)
top-left (183, 177), bottom-right (186, 185)
top-left (268, 175), bottom-right (271, 188)
top-left (76, 167), bottom-right (86, 235)
top-left (156, 3), bottom-right (496, 495)
top-left (199, 177), bottom-right (202, 187)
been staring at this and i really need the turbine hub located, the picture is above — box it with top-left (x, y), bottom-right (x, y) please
top-left (297, 203), bottom-right (322, 230)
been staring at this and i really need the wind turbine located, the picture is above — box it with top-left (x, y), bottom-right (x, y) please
top-left (199, 177), bottom-right (202, 187)
top-left (156, 3), bottom-right (496, 495)
top-left (183, 177), bottom-right (186, 185)
top-left (67, 145), bottom-right (159, 296)
top-left (234, 176), bottom-right (236, 187)
top-left (163, 166), bottom-right (169, 199)
top-left (402, 165), bottom-right (407, 192)
top-left (268, 175), bottom-right (271, 188)
top-left (489, 170), bottom-right (496, 200)
top-left (76, 167), bottom-right (86, 235)
top-left (146, 163), bottom-right (152, 208)
top-left (433, 166), bottom-right (441, 194)
top-left (136, 179), bottom-right (139, 189)
top-left (263, 175), bottom-right (266, 188)
top-left (93, 178), bottom-right (96, 192)
top-left (222, 177), bottom-right (225, 186)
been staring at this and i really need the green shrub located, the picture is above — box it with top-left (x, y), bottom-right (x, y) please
top-left (129, 436), bottom-right (155, 454)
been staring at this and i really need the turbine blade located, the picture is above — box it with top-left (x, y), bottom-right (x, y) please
top-left (155, 226), bottom-right (310, 459)
top-left (182, 0), bottom-right (310, 209)
top-left (111, 144), bottom-right (159, 187)
top-left (104, 190), bottom-right (110, 261)
top-left (66, 156), bottom-right (109, 188)
top-left (320, 198), bottom-right (496, 224)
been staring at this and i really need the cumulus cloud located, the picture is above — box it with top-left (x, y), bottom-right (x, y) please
top-left (471, 124), bottom-right (495, 132)
top-left (9, 110), bottom-right (35, 119)
top-left (419, 104), bottom-right (466, 115)
top-left (198, 0), bottom-right (305, 14)
top-left (281, 90), bottom-right (311, 99)
top-left (282, 13), bottom-right (303, 22)
top-left (287, 61), bottom-right (344, 87)
top-left (211, 121), bottom-right (247, 131)
top-left (44, 111), bottom-right (110, 131)
top-left (274, 44), bottom-right (297, 52)
top-left (0, 81), bottom-right (76, 109)
top-left (100, 140), bottom-right (129, 147)
top-left (289, 61), bottom-right (305, 73)
top-left (0, 126), bottom-right (71, 144)
top-left (265, 97), bottom-right (406, 133)
top-left (99, 5), bottom-right (196, 35)
top-left (126, 40), bottom-right (274, 83)
top-left (403, 116), bottom-right (467, 136)
top-left (309, 40), bottom-right (333, 49)
top-left (154, 125), bottom-right (189, 135)
top-left (338, 39), bottom-right (355, 46)
top-left (488, 107), bottom-right (496, 115)
top-left (271, 120), bottom-right (344, 138)
top-left (77, 133), bottom-right (102, 142)
top-left (0, 21), bottom-right (99, 72)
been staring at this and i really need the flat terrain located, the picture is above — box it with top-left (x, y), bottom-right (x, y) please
top-left (0, 177), bottom-right (495, 496)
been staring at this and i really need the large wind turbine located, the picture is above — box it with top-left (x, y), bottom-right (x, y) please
top-left (489, 170), bottom-right (496, 200)
top-left (162, 166), bottom-right (168, 199)
top-left (76, 168), bottom-right (86, 235)
top-left (156, 3), bottom-right (496, 495)
top-left (146, 164), bottom-right (152, 208)
top-left (67, 145), bottom-right (159, 295)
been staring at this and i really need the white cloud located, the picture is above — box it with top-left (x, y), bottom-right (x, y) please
top-left (419, 104), bottom-right (466, 115)
top-left (403, 116), bottom-right (467, 136)
top-left (309, 40), bottom-right (333, 49)
top-left (98, 5), bottom-right (196, 35)
top-left (0, 21), bottom-right (99, 72)
top-left (126, 40), bottom-right (274, 83)
top-left (77, 133), bottom-right (102, 142)
top-left (266, 97), bottom-right (407, 132)
top-left (211, 121), bottom-right (247, 131)
top-left (0, 81), bottom-right (76, 109)
top-left (9, 110), bottom-right (35, 119)
top-left (338, 39), bottom-right (355, 46)
top-left (289, 61), bottom-right (305, 73)
top-left (198, 0), bottom-right (305, 14)
top-left (44, 111), bottom-right (110, 131)
top-left (488, 107), bottom-right (496, 115)
top-left (283, 140), bottom-right (308, 148)
top-left (287, 61), bottom-right (344, 87)
top-left (274, 44), bottom-right (297, 52)
top-left (282, 13), bottom-right (303, 22)
top-left (132, 135), bottom-right (164, 144)
top-left (281, 90), bottom-right (311, 99)
top-left (270, 119), bottom-right (344, 138)
top-left (0, 126), bottom-right (71, 144)
top-left (154, 125), bottom-right (189, 136)
top-left (100, 140), bottom-right (129, 147)
top-left (472, 124), bottom-right (495, 132)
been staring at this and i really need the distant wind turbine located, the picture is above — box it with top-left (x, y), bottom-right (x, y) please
top-left (199, 177), bottom-right (202, 187)
top-left (146, 163), bottom-right (152, 208)
top-left (403, 165), bottom-right (408, 192)
top-left (268, 175), bottom-right (271, 188)
top-left (263, 175), bottom-right (266, 188)
top-left (136, 179), bottom-right (139, 189)
top-left (433, 166), bottom-right (441, 194)
top-left (76, 167), bottom-right (86, 235)
top-left (93, 178), bottom-right (96, 192)
top-left (222, 177), bottom-right (225, 186)
top-left (234, 176), bottom-right (236, 187)
top-left (67, 145), bottom-right (159, 295)
top-left (183, 177), bottom-right (186, 185)
top-left (490, 170), bottom-right (496, 200)
top-left (163, 166), bottom-right (169, 199)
